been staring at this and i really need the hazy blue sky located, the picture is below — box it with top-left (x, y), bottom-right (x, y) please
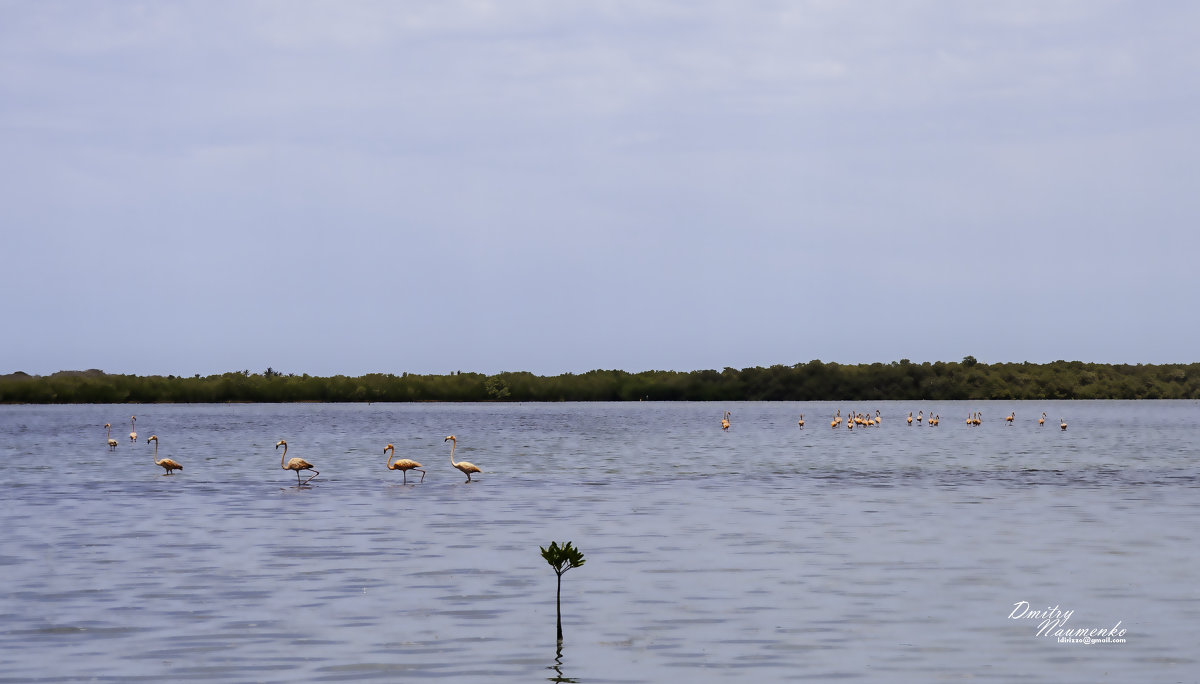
top-left (3, 1), bottom-right (1197, 377)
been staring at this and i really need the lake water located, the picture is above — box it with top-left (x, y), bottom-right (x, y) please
top-left (0, 400), bottom-right (1196, 682)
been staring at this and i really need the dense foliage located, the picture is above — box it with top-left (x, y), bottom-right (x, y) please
top-left (2, 359), bottom-right (1198, 403)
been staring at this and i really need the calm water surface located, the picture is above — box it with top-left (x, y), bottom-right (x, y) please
top-left (0, 401), bottom-right (1197, 682)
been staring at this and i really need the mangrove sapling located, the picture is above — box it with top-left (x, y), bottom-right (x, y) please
top-left (540, 541), bottom-right (586, 644)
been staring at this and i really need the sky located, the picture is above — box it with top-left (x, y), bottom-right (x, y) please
top-left (2, 1), bottom-right (1198, 377)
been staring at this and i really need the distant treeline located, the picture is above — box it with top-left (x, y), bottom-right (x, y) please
top-left (2, 358), bottom-right (1199, 403)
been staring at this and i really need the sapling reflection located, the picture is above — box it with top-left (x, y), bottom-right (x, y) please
top-left (541, 541), bottom-right (585, 644)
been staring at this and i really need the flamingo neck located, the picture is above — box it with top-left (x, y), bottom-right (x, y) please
top-left (280, 443), bottom-right (288, 469)
top-left (449, 441), bottom-right (457, 467)
top-left (386, 446), bottom-right (395, 468)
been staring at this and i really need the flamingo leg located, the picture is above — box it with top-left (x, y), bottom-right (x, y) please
top-left (402, 470), bottom-right (407, 485)
top-left (303, 470), bottom-right (319, 485)
top-left (418, 469), bottom-right (425, 482)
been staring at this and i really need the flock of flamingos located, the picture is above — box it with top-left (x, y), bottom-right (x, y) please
top-left (728, 408), bottom-right (1068, 431)
top-left (106, 408), bottom-right (1069, 485)
top-left (103, 415), bottom-right (481, 485)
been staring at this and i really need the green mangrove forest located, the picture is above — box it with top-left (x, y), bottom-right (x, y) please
top-left (2, 358), bottom-right (1198, 403)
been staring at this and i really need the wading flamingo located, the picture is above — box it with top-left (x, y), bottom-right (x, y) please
top-left (721, 411), bottom-right (731, 430)
top-left (146, 435), bottom-right (182, 474)
top-left (105, 423), bottom-right (118, 451)
top-left (129, 416), bottom-right (138, 443)
top-left (1006, 412), bottom-right (1015, 425)
top-left (384, 443), bottom-right (425, 484)
top-left (1039, 412), bottom-right (1047, 426)
top-left (831, 410), bottom-right (841, 428)
top-left (907, 412), bottom-right (913, 425)
top-left (797, 414), bottom-right (805, 429)
top-left (1060, 418), bottom-right (1068, 431)
top-left (445, 435), bottom-right (481, 482)
top-left (275, 439), bottom-right (318, 485)
top-left (875, 410), bottom-right (882, 425)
